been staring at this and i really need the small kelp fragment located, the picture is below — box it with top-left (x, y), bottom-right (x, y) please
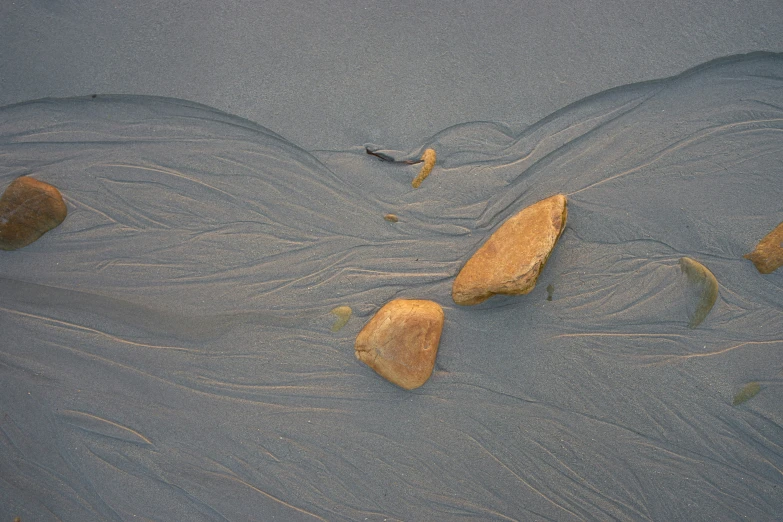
top-left (679, 257), bottom-right (718, 328)
top-left (732, 381), bottom-right (761, 406)
top-left (546, 283), bottom-right (555, 301)
top-left (330, 306), bottom-right (352, 332)
top-left (453, 194), bottom-right (567, 306)
top-left (384, 213), bottom-right (399, 223)
top-left (365, 147), bottom-right (419, 164)
top-left (0, 176), bottom-right (67, 250)
top-left (365, 147), bottom-right (396, 162)
top-left (355, 299), bottom-right (444, 390)
top-left (365, 146), bottom-right (435, 188)
top-left (411, 148), bottom-right (436, 188)
top-left (744, 221), bottom-right (783, 274)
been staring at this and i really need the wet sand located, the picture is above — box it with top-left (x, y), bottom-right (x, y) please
top-left (0, 52), bottom-right (781, 520)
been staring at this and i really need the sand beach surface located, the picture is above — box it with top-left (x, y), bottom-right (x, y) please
top-left (1, 3), bottom-right (782, 521)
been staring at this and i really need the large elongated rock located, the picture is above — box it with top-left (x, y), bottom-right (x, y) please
top-left (453, 194), bottom-right (567, 306)
top-left (744, 220), bottom-right (783, 274)
top-left (354, 299), bottom-right (444, 390)
top-left (0, 176), bottom-right (67, 250)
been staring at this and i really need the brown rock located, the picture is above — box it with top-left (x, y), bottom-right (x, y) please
top-left (744, 220), bottom-right (783, 274)
top-left (0, 176), bottom-right (67, 250)
top-left (453, 194), bottom-right (567, 306)
top-left (354, 299), bottom-right (444, 390)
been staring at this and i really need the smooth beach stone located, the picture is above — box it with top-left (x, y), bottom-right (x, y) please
top-left (744, 221), bottom-right (783, 274)
top-left (0, 176), bottom-right (67, 250)
top-left (354, 299), bottom-right (444, 390)
top-left (679, 257), bottom-right (719, 328)
top-left (330, 305), bottom-right (352, 332)
top-left (452, 194), bottom-right (567, 306)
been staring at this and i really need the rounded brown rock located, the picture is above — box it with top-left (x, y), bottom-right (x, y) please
top-left (0, 176), bottom-right (67, 250)
top-left (744, 220), bottom-right (783, 274)
top-left (453, 194), bottom-right (567, 305)
top-left (354, 299), bottom-right (444, 390)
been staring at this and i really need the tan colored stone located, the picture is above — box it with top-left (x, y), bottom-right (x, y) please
top-left (744, 220), bottom-right (783, 274)
top-left (453, 194), bottom-right (567, 306)
top-left (0, 176), bottom-right (67, 251)
top-left (354, 299), bottom-right (444, 390)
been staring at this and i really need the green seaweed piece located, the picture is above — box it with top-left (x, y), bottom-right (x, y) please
top-left (679, 257), bottom-right (718, 328)
top-left (546, 283), bottom-right (554, 301)
top-left (330, 306), bottom-right (352, 332)
top-left (732, 382), bottom-right (761, 406)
